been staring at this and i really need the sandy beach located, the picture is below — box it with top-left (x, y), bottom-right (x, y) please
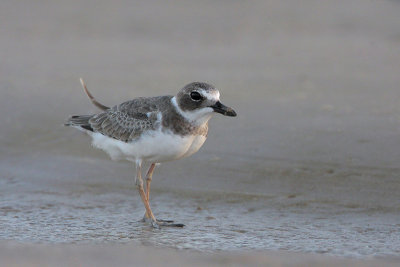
top-left (1, 242), bottom-right (399, 267)
top-left (0, 0), bottom-right (399, 265)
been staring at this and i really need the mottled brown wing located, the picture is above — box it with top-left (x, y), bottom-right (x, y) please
top-left (89, 98), bottom-right (160, 142)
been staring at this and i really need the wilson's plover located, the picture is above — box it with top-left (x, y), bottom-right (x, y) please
top-left (65, 79), bottom-right (237, 228)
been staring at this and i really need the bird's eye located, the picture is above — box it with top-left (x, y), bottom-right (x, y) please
top-left (190, 91), bottom-right (202, 101)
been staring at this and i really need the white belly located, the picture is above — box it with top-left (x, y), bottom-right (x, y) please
top-left (89, 131), bottom-right (206, 163)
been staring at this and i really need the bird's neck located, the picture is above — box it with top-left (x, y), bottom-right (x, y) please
top-left (171, 97), bottom-right (213, 127)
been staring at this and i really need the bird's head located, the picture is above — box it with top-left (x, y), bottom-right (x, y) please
top-left (174, 82), bottom-right (236, 124)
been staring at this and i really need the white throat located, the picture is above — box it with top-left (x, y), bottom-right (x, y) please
top-left (171, 97), bottom-right (213, 126)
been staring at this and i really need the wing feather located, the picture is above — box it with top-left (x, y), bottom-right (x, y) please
top-left (88, 98), bottom-right (162, 142)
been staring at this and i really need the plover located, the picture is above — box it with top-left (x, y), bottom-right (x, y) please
top-left (65, 79), bottom-right (236, 228)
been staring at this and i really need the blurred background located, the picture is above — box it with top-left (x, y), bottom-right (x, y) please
top-left (0, 0), bottom-right (399, 259)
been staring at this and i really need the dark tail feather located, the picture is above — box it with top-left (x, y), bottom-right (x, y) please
top-left (65, 115), bottom-right (94, 131)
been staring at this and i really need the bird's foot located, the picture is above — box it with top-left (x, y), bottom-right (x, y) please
top-left (156, 219), bottom-right (175, 223)
top-left (156, 220), bottom-right (185, 228)
top-left (140, 216), bottom-right (173, 223)
top-left (140, 216), bottom-right (184, 228)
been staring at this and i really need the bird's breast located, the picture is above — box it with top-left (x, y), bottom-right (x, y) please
top-left (180, 134), bottom-right (207, 159)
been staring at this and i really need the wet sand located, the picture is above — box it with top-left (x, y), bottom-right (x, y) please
top-left (1, 242), bottom-right (399, 267)
top-left (1, 0), bottom-right (400, 265)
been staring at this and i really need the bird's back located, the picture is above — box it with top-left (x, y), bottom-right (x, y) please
top-left (66, 95), bottom-right (173, 142)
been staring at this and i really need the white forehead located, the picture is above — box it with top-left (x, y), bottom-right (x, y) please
top-left (197, 89), bottom-right (220, 101)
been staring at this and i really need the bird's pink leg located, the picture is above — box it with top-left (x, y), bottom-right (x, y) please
top-left (145, 163), bottom-right (156, 203)
top-left (139, 163), bottom-right (184, 227)
top-left (135, 161), bottom-right (158, 227)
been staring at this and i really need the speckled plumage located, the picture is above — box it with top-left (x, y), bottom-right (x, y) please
top-left (67, 95), bottom-right (209, 143)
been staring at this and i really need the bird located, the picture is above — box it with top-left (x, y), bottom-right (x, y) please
top-left (65, 79), bottom-right (237, 228)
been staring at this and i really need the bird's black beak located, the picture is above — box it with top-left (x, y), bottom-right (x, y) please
top-left (210, 101), bottom-right (237, 117)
